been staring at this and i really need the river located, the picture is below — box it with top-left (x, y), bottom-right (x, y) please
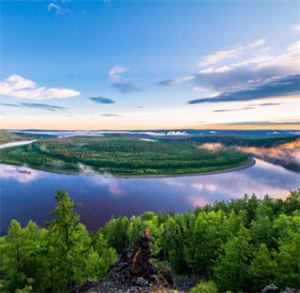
top-left (1, 146), bottom-right (299, 235)
top-left (0, 140), bottom-right (37, 149)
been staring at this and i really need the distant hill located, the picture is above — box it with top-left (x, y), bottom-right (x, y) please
top-left (0, 130), bottom-right (27, 143)
top-left (0, 130), bottom-right (56, 143)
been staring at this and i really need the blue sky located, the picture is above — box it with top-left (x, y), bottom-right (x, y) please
top-left (1, 0), bottom-right (299, 130)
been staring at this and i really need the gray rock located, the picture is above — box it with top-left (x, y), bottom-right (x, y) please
top-left (282, 288), bottom-right (300, 293)
top-left (262, 284), bottom-right (280, 292)
top-left (150, 275), bottom-right (159, 285)
top-left (136, 277), bottom-right (148, 286)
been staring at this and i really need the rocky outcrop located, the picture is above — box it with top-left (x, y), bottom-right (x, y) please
top-left (261, 284), bottom-right (280, 292)
top-left (107, 230), bottom-right (176, 289)
top-left (282, 288), bottom-right (300, 293)
top-left (261, 284), bottom-right (300, 293)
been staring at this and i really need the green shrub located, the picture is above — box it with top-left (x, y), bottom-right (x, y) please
top-left (151, 259), bottom-right (168, 271)
top-left (190, 281), bottom-right (218, 293)
top-left (145, 169), bottom-right (159, 174)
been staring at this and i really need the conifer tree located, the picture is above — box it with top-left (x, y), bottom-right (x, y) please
top-left (214, 224), bottom-right (253, 292)
top-left (249, 243), bottom-right (276, 291)
top-left (44, 188), bottom-right (84, 291)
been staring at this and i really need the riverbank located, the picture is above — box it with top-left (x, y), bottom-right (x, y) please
top-left (0, 137), bottom-right (252, 178)
top-left (1, 157), bottom-right (255, 178)
top-left (115, 157), bottom-right (256, 178)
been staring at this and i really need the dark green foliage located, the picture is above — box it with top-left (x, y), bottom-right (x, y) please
top-left (0, 189), bottom-right (299, 292)
top-left (249, 243), bottom-right (276, 292)
top-left (0, 189), bottom-right (118, 293)
top-left (214, 224), bottom-right (253, 292)
top-left (0, 137), bottom-right (249, 175)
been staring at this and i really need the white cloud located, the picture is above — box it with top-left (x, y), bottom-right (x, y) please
top-left (197, 39), bottom-right (265, 67)
top-left (170, 76), bottom-right (195, 84)
top-left (157, 75), bottom-right (195, 86)
top-left (0, 75), bottom-right (80, 100)
top-left (290, 24), bottom-right (300, 34)
top-left (48, 3), bottom-right (61, 13)
top-left (109, 66), bottom-right (128, 81)
top-left (215, 66), bottom-right (233, 73)
top-left (287, 41), bottom-right (299, 52)
top-left (198, 68), bottom-right (214, 74)
top-left (193, 39), bottom-right (300, 96)
top-left (166, 76), bottom-right (195, 85)
top-left (252, 41), bottom-right (299, 72)
top-left (198, 66), bottom-right (233, 74)
top-left (231, 55), bottom-right (273, 67)
top-left (193, 86), bottom-right (207, 91)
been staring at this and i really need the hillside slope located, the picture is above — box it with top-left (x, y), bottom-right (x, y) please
top-left (0, 130), bottom-right (27, 143)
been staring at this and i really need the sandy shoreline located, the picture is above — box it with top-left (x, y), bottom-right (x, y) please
top-left (4, 157), bottom-right (256, 179)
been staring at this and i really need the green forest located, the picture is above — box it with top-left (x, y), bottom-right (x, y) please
top-left (163, 134), bottom-right (300, 148)
top-left (0, 130), bottom-right (27, 143)
top-left (0, 130), bottom-right (55, 144)
top-left (1, 189), bottom-right (299, 292)
top-left (0, 137), bottom-right (250, 175)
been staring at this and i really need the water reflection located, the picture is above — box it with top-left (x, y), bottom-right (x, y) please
top-left (0, 159), bottom-right (299, 235)
top-left (0, 165), bottom-right (40, 183)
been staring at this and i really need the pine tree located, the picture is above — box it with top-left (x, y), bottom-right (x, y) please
top-left (249, 243), bottom-right (276, 291)
top-left (214, 224), bottom-right (253, 292)
top-left (273, 232), bottom-right (300, 289)
top-left (44, 188), bottom-right (84, 291)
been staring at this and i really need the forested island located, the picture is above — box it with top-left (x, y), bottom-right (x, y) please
top-left (0, 137), bottom-right (251, 176)
top-left (0, 189), bottom-right (299, 292)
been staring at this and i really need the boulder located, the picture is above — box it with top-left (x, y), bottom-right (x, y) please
top-left (261, 284), bottom-right (280, 292)
top-left (136, 277), bottom-right (148, 286)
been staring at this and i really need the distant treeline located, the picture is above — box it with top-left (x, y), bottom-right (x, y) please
top-left (163, 135), bottom-right (300, 148)
top-left (0, 137), bottom-right (249, 175)
top-left (0, 130), bottom-right (56, 143)
top-left (0, 130), bottom-right (28, 144)
top-left (1, 189), bottom-right (299, 292)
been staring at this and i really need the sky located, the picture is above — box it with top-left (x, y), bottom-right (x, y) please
top-left (0, 0), bottom-right (299, 130)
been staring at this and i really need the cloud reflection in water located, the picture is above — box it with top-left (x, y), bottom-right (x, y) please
top-left (178, 159), bottom-right (296, 208)
top-left (0, 158), bottom-right (298, 234)
top-left (0, 165), bottom-right (40, 183)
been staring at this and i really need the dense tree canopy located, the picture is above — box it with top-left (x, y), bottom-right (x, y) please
top-left (0, 189), bottom-right (299, 292)
top-left (0, 137), bottom-right (249, 175)
top-left (165, 135), bottom-right (300, 149)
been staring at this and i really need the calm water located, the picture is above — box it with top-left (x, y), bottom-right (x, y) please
top-left (0, 140), bottom-right (37, 149)
top-left (1, 158), bottom-right (299, 235)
